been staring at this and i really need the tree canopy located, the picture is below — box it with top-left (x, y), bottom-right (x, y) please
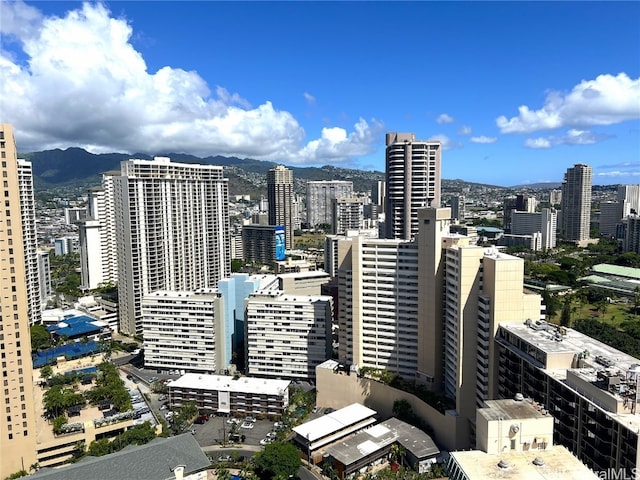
top-left (252, 441), bottom-right (301, 480)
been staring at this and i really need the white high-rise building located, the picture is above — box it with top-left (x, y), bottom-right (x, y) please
top-left (306, 180), bottom-right (353, 229)
top-left (618, 184), bottom-right (640, 215)
top-left (37, 250), bottom-right (52, 307)
top-left (142, 289), bottom-right (222, 373)
top-left (246, 290), bottom-right (332, 380)
top-left (79, 176), bottom-right (119, 291)
top-left (337, 235), bottom-right (419, 379)
top-left (384, 132), bottom-right (441, 240)
top-left (333, 198), bottom-right (364, 234)
top-left (115, 157), bottom-right (231, 334)
top-left (510, 208), bottom-right (557, 250)
top-left (560, 164), bottom-right (592, 243)
top-left (17, 159), bottom-right (41, 324)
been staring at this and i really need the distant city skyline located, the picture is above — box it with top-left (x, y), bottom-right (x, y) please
top-left (1, 1), bottom-right (638, 187)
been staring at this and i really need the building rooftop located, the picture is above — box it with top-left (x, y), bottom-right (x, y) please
top-left (449, 445), bottom-right (599, 480)
top-left (46, 315), bottom-right (105, 338)
top-left (293, 403), bottom-right (377, 442)
top-left (500, 321), bottom-right (639, 367)
top-left (28, 433), bottom-right (209, 480)
top-left (478, 398), bottom-right (551, 422)
top-left (168, 373), bottom-right (290, 396)
top-left (592, 263), bottom-right (640, 280)
top-left (325, 417), bottom-right (439, 467)
top-left (500, 321), bottom-right (640, 432)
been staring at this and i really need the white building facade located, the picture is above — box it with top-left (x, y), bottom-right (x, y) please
top-left (246, 290), bottom-right (333, 380)
top-left (142, 289), bottom-right (222, 373)
top-left (306, 180), bottom-right (354, 229)
top-left (337, 235), bottom-right (420, 379)
top-left (114, 157), bottom-right (231, 334)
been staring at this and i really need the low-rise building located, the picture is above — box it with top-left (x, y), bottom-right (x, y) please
top-left (167, 373), bottom-right (290, 418)
top-left (29, 433), bottom-right (209, 480)
top-left (324, 417), bottom-right (440, 479)
top-left (292, 403), bottom-right (377, 462)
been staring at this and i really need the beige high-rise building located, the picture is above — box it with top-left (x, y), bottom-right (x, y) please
top-left (384, 133), bottom-right (441, 240)
top-left (560, 163), bottom-right (592, 244)
top-left (267, 165), bottom-right (294, 250)
top-left (0, 123), bottom-right (38, 478)
top-left (417, 207), bottom-right (543, 444)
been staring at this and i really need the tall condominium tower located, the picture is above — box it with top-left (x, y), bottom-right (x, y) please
top-left (560, 164), bottom-right (592, 243)
top-left (0, 124), bottom-right (38, 478)
top-left (384, 132), bottom-right (441, 240)
top-left (337, 235), bottom-right (419, 379)
top-left (618, 184), bottom-right (640, 215)
top-left (306, 180), bottom-right (353, 229)
top-left (79, 174), bottom-right (119, 290)
top-left (267, 165), bottom-right (294, 250)
top-left (417, 207), bottom-right (543, 445)
top-left (16, 159), bottom-right (41, 325)
top-left (114, 157), bottom-right (231, 334)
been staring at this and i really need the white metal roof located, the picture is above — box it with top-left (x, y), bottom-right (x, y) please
top-left (293, 403), bottom-right (377, 442)
top-left (167, 373), bottom-right (290, 396)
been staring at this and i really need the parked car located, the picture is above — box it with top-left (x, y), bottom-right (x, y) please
top-left (194, 415), bottom-right (208, 424)
top-left (260, 438), bottom-right (272, 445)
top-left (245, 415), bottom-right (256, 423)
top-left (217, 455), bottom-right (233, 462)
top-left (226, 418), bottom-right (239, 425)
top-left (240, 421), bottom-right (254, 429)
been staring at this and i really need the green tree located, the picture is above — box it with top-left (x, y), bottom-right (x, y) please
top-left (4, 470), bottom-right (28, 479)
top-left (52, 415), bottom-right (68, 435)
top-left (40, 365), bottom-right (53, 381)
top-left (252, 442), bottom-right (301, 480)
top-left (31, 324), bottom-right (53, 352)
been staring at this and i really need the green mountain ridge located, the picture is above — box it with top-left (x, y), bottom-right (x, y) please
top-left (20, 147), bottom-right (554, 195)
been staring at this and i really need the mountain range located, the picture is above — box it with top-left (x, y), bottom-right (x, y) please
top-left (20, 148), bottom-right (561, 196)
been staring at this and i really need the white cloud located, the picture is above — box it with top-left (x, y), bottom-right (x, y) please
top-left (496, 73), bottom-right (640, 133)
top-left (524, 137), bottom-right (552, 149)
top-left (303, 92), bottom-right (316, 105)
top-left (436, 113), bottom-right (454, 124)
top-left (0, 2), bottom-right (378, 164)
top-left (524, 129), bottom-right (612, 149)
top-left (458, 125), bottom-right (472, 135)
top-left (597, 170), bottom-right (640, 178)
top-left (470, 136), bottom-right (497, 144)
top-left (428, 134), bottom-right (462, 150)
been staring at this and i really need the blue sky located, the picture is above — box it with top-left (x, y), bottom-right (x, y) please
top-left (1, 1), bottom-right (638, 187)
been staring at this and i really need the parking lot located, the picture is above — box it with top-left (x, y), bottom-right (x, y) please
top-left (120, 364), bottom-right (300, 449)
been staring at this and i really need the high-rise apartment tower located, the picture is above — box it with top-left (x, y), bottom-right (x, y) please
top-left (0, 124), bottom-right (38, 478)
top-left (560, 164), bottom-right (592, 243)
top-left (267, 165), bottom-right (294, 250)
top-left (306, 180), bottom-right (353, 229)
top-left (384, 133), bottom-right (441, 240)
top-left (114, 157), bottom-right (231, 334)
